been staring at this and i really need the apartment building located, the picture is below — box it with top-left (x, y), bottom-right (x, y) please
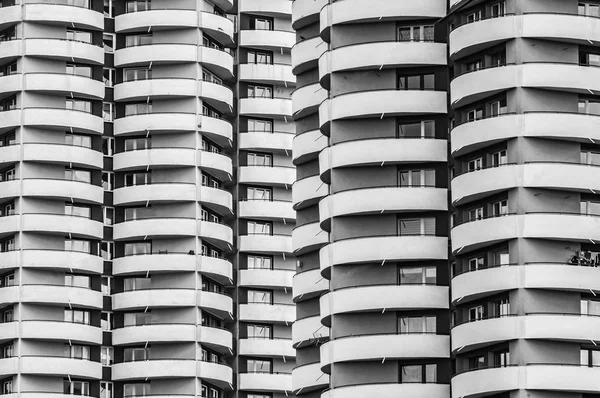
top-left (0, 0), bottom-right (295, 397)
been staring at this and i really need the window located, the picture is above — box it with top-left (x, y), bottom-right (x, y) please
top-left (469, 355), bottom-right (485, 369)
top-left (582, 298), bottom-right (600, 316)
top-left (581, 150), bottom-right (600, 166)
top-left (126, 0), bottom-right (151, 12)
top-left (65, 344), bottom-right (91, 360)
top-left (469, 305), bottom-right (484, 321)
top-left (64, 309), bottom-right (90, 325)
top-left (0, 131), bottom-right (15, 147)
top-left (0, 96), bottom-right (15, 112)
top-left (248, 221), bottom-right (272, 235)
top-left (124, 312), bottom-right (152, 326)
top-left (247, 324), bottom-right (272, 338)
top-left (398, 121), bottom-right (435, 138)
top-left (67, 63), bottom-right (91, 78)
top-left (468, 207), bottom-right (483, 221)
top-left (65, 168), bottom-right (91, 184)
top-left (202, 173), bottom-right (222, 189)
top-left (67, 29), bottom-right (91, 43)
top-left (126, 34), bottom-right (152, 47)
top-left (0, 202), bottom-right (14, 217)
top-left (201, 347), bottom-right (221, 363)
top-left (68, 0), bottom-right (90, 7)
top-left (124, 277), bottom-right (151, 291)
top-left (65, 274), bottom-right (90, 288)
top-left (400, 364), bottom-right (436, 383)
top-left (466, 108), bottom-right (483, 122)
top-left (247, 187), bottom-right (272, 200)
top-left (491, 51), bottom-right (506, 67)
top-left (580, 2), bottom-right (600, 16)
top-left (103, 207), bottom-right (114, 226)
top-left (66, 134), bottom-right (92, 148)
top-left (398, 74), bottom-right (435, 90)
top-left (491, 251), bottom-right (509, 266)
top-left (124, 347), bottom-right (150, 362)
top-left (124, 68), bottom-right (152, 82)
top-left (66, 99), bottom-right (91, 113)
top-left (398, 169), bottom-right (435, 187)
top-left (202, 312), bottom-right (223, 328)
top-left (467, 157), bottom-right (482, 171)
top-left (248, 255), bottom-right (272, 270)
top-left (0, 167), bottom-right (15, 182)
top-left (1, 343), bottom-right (13, 359)
top-left (398, 25), bottom-right (434, 42)
top-left (494, 349), bottom-right (510, 366)
top-left (399, 315), bottom-right (436, 334)
top-left (398, 217), bottom-right (435, 235)
top-left (202, 277), bottom-right (223, 294)
top-left (490, 1), bottom-right (506, 17)
top-left (581, 348), bottom-right (600, 366)
top-left (100, 381), bottom-right (113, 398)
top-left (103, 0), bottom-right (114, 17)
top-left (64, 380), bottom-right (89, 395)
top-left (202, 35), bottom-right (224, 51)
top-left (466, 10), bottom-right (482, 23)
top-left (201, 139), bottom-right (222, 153)
top-left (202, 104), bottom-right (222, 119)
top-left (202, 69), bottom-right (223, 85)
top-left (124, 383), bottom-right (150, 397)
top-left (125, 102), bottom-right (152, 116)
top-left (248, 290), bottom-right (272, 304)
top-left (492, 200), bottom-right (508, 216)
top-left (491, 150), bottom-right (507, 166)
top-left (399, 266), bottom-right (437, 284)
top-left (469, 257), bottom-right (484, 271)
top-left (124, 172), bottom-right (150, 186)
top-left (1, 380), bottom-right (12, 394)
top-left (582, 200), bottom-right (600, 216)
top-left (102, 171), bottom-right (114, 191)
top-left (248, 85), bottom-right (273, 98)
top-left (248, 153), bottom-right (272, 166)
top-left (494, 297), bottom-right (510, 316)
top-left (65, 239), bottom-right (91, 253)
top-left (125, 137), bottom-right (151, 151)
top-left (124, 242), bottom-right (151, 256)
top-left (1, 308), bottom-right (13, 323)
top-left (101, 311), bottom-right (112, 331)
top-left (247, 358), bottom-right (272, 373)
top-left (0, 273), bottom-right (14, 288)
top-left (101, 276), bottom-right (111, 295)
top-left (0, 61), bottom-right (16, 77)
top-left (248, 119), bottom-right (273, 133)
top-left (248, 50), bottom-right (273, 64)
top-left (253, 18), bottom-right (273, 30)
top-left (579, 98), bottom-right (600, 115)
top-left (65, 203), bottom-right (91, 218)
top-left (466, 60), bottom-right (483, 72)
top-left (124, 207), bottom-right (152, 221)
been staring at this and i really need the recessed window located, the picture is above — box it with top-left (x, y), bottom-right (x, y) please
top-left (468, 207), bottom-right (483, 221)
top-left (67, 29), bottom-right (91, 43)
top-left (64, 380), bottom-right (89, 395)
top-left (248, 221), bottom-right (272, 235)
top-left (124, 312), bottom-right (152, 326)
top-left (253, 18), bottom-right (273, 30)
top-left (468, 355), bottom-right (485, 369)
top-left (492, 200), bottom-right (508, 216)
top-left (0, 201), bottom-right (14, 217)
top-left (100, 381), bottom-right (113, 398)
top-left (397, 25), bottom-right (434, 42)
top-left (247, 323), bottom-right (272, 338)
top-left (398, 169), bottom-right (435, 187)
top-left (123, 383), bottom-right (150, 397)
top-left (490, 1), bottom-right (506, 17)
top-left (65, 344), bottom-right (91, 360)
top-left (125, 102), bottom-right (152, 116)
top-left (124, 172), bottom-right (151, 186)
top-left (398, 217), bottom-right (435, 236)
top-left (466, 108), bottom-right (483, 122)
top-left (124, 242), bottom-right (151, 256)
top-left (248, 152), bottom-right (272, 166)
top-left (247, 358), bottom-right (272, 373)
top-left (125, 34), bottom-right (152, 48)
top-left (398, 74), bottom-right (435, 90)
top-left (398, 120), bottom-right (435, 138)
top-left (493, 297), bottom-right (510, 316)
top-left (467, 157), bottom-right (482, 171)
top-left (103, 0), bottom-right (114, 17)
top-left (66, 99), bottom-right (91, 113)
top-left (468, 257), bottom-right (484, 271)
top-left (202, 68), bottom-right (222, 85)
top-left (579, 98), bottom-right (600, 115)
top-left (491, 150), bottom-right (507, 166)
top-left (248, 255), bottom-right (272, 269)
top-left (494, 349), bottom-right (510, 366)
top-left (248, 289), bottom-right (272, 304)
top-left (248, 118), bottom-right (273, 133)
top-left (65, 238), bottom-right (90, 253)
top-left (400, 364), bottom-right (436, 383)
top-left (466, 10), bottom-right (482, 23)
top-left (247, 187), bottom-right (272, 200)
top-left (399, 266), bottom-right (436, 285)
top-left (126, 0), bottom-right (151, 12)
top-left (65, 203), bottom-right (91, 218)
top-left (103, 33), bottom-right (115, 52)
top-left (398, 315), bottom-right (436, 334)
top-left (67, 63), bottom-right (92, 78)
top-left (65, 274), bottom-right (90, 288)
top-left (64, 309), bottom-right (90, 325)
top-left (248, 85), bottom-right (273, 98)
top-left (248, 50), bottom-right (273, 64)
top-left (124, 347), bottom-right (149, 362)
top-left (468, 305), bottom-right (484, 321)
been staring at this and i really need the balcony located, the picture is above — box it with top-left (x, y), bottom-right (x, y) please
top-left (239, 97), bottom-right (293, 119)
top-left (199, 185), bottom-right (234, 216)
top-left (198, 46), bottom-right (235, 80)
top-left (292, 83), bottom-right (327, 118)
top-left (320, 285), bottom-right (449, 326)
top-left (21, 249), bottom-right (103, 274)
top-left (292, 175), bottom-right (328, 210)
top-left (0, 214), bottom-right (17, 239)
top-left (21, 320), bottom-right (101, 344)
top-left (198, 151), bottom-right (233, 181)
top-left (20, 284), bottom-right (102, 309)
top-left (240, 0), bottom-right (291, 16)
top-left (239, 29), bottom-right (295, 50)
top-left (199, 115), bottom-right (234, 146)
top-left (198, 220), bottom-right (233, 248)
top-left (0, 108), bottom-right (19, 132)
top-left (239, 63), bottom-right (295, 86)
top-left (0, 286), bottom-right (17, 307)
top-left (0, 251), bottom-right (18, 272)
top-left (114, 78), bottom-right (197, 101)
top-left (451, 215), bottom-right (520, 254)
top-left (292, 362), bottom-right (329, 393)
top-left (21, 214), bottom-right (103, 239)
top-left (238, 234), bottom-right (293, 254)
top-left (24, 38), bottom-right (104, 65)
top-left (293, 268), bottom-right (328, 302)
top-left (320, 334), bottom-right (449, 370)
top-left (113, 148), bottom-right (195, 171)
top-left (22, 108), bottom-right (103, 134)
top-left (291, 36), bottom-right (325, 75)
top-left (114, 183), bottom-right (196, 206)
top-left (23, 73), bottom-right (104, 99)
top-left (199, 80), bottom-right (234, 114)
top-left (199, 325), bottom-right (233, 353)
top-left (239, 268), bottom-right (294, 289)
top-left (452, 366), bottom-right (521, 398)
top-left (238, 131), bottom-right (294, 153)
top-left (114, 112), bottom-right (198, 135)
top-left (113, 253), bottom-right (195, 275)
top-left (320, 236), bottom-right (448, 277)
top-left (322, 383), bottom-right (450, 398)
top-left (113, 323), bottom-right (196, 345)
top-left (292, 222), bottom-right (328, 255)
top-left (292, 315), bottom-right (329, 347)
top-left (239, 165), bottom-right (295, 187)
top-left (0, 179), bottom-right (18, 202)
top-left (23, 3), bottom-right (103, 30)
top-left (113, 217), bottom-right (196, 241)
top-left (0, 143), bottom-right (19, 170)
top-left (112, 288), bottom-right (196, 310)
top-left (238, 372), bottom-right (293, 392)
top-left (293, 130), bottom-right (326, 165)
top-left (526, 364), bottom-right (600, 394)
top-left (112, 359), bottom-right (196, 380)
top-left (0, 322), bottom-right (18, 344)
top-left (0, 4), bottom-right (19, 31)
top-left (239, 302), bottom-right (295, 324)
top-left (238, 337), bottom-right (295, 358)
top-left (115, 43), bottom-right (197, 67)
top-left (23, 143), bottom-right (102, 169)
top-left (20, 356), bottom-right (101, 379)
top-left (292, 0), bottom-right (326, 29)
top-left (239, 199), bottom-right (295, 221)
top-left (22, 179), bottom-right (103, 205)
top-left (198, 256), bottom-right (234, 285)
top-left (197, 360), bottom-right (233, 388)
top-left (0, 74), bottom-right (20, 97)
top-left (115, 9), bottom-right (196, 32)
top-left (197, 290), bottom-right (233, 318)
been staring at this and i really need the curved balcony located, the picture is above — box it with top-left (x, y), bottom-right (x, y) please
top-left (239, 303), bottom-right (295, 324)
top-left (21, 321), bottom-right (101, 344)
top-left (23, 143), bottom-right (102, 169)
top-left (0, 321), bottom-right (18, 344)
top-left (239, 337), bottom-right (295, 358)
top-left (112, 288), bottom-right (196, 310)
top-left (238, 234), bottom-right (293, 255)
top-left (113, 323), bottom-right (196, 345)
top-left (114, 183), bottom-right (196, 206)
top-left (293, 362), bottom-right (329, 393)
top-left (291, 36), bottom-right (325, 75)
top-left (293, 129), bottom-right (326, 165)
top-left (239, 63), bottom-right (295, 86)
top-left (0, 143), bottom-right (19, 169)
top-left (115, 43), bottom-right (195, 67)
top-left (238, 199), bottom-right (295, 221)
top-left (24, 38), bottom-right (104, 65)
top-left (0, 251), bottom-right (18, 272)
top-left (24, 73), bottom-right (104, 99)
top-left (526, 364), bottom-right (600, 394)
top-left (197, 256), bottom-right (234, 286)
top-left (112, 359), bottom-right (196, 380)
top-left (0, 286), bottom-right (17, 307)
top-left (113, 148), bottom-right (195, 171)
top-left (0, 108), bottom-right (19, 133)
top-left (239, 97), bottom-right (293, 119)
top-left (22, 179), bottom-right (103, 205)
top-left (198, 151), bottom-right (233, 181)
top-left (322, 383), bottom-right (449, 398)
top-left (239, 29), bottom-right (295, 50)
top-left (0, 4), bottom-right (19, 31)
top-left (0, 39), bottom-right (19, 66)
top-left (292, 315), bottom-right (329, 347)
top-left (320, 236), bottom-right (448, 278)
top-left (22, 108), bottom-right (103, 135)
top-left (292, 222), bottom-right (328, 255)
top-left (239, 165), bottom-right (295, 186)
top-left (23, 3), bottom-right (103, 30)
top-left (319, 90), bottom-right (446, 133)
top-left (197, 290), bottom-right (234, 319)
top-left (320, 285), bottom-right (449, 326)
top-left (239, 268), bottom-right (294, 289)
top-left (21, 249), bottom-right (103, 274)
top-left (199, 46), bottom-right (235, 80)
top-left (20, 284), bottom-right (102, 309)
top-left (320, 334), bottom-right (449, 371)
top-left (320, 187), bottom-right (447, 231)
top-left (293, 268), bottom-right (328, 302)
top-left (292, 175), bottom-right (328, 210)
top-left (0, 357), bottom-right (17, 377)
top-left (113, 217), bottom-right (196, 241)
top-left (292, 83), bottom-right (327, 119)
top-left (197, 360), bottom-right (234, 388)
top-left (292, 0), bottom-right (326, 29)
top-left (199, 115), bottom-right (234, 147)
top-left (452, 365), bottom-right (521, 398)
top-left (238, 131), bottom-right (293, 153)
top-left (240, 0), bottom-right (291, 17)
top-left (200, 325), bottom-right (233, 353)
top-left (0, 180), bottom-right (18, 203)
top-left (199, 185), bottom-right (234, 216)
top-left (21, 214), bottom-right (102, 239)
top-left (319, 42), bottom-right (447, 89)
top-left (239, 372), bottom-right (293, 392)
top-left (114, 112), bottom-right (198, 136)
top-left (0, 74), bottom-right (21, 97)
top-left (20, 356), bottom-right (101, 379)
top-left (199, 80), bottom-right (234, 114)
top-left (0, 215), bottom-right (18, 239)
top-left (114, 78), bottom-right (197, 101)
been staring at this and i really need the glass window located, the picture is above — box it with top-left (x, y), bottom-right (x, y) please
top-left (467, 158), bottom-right (482, 171)
top-left (248, 119), bottom-right (273, 133)
top-left (64, 380), bottom-right (89, 395)
top-left (247, 221), bottom-right (272, 234)
top-left (469, 306), bottom-right (484, 321)
top-left (124, 277), bottom-right (151, 291)
top-left (247, 324), bottom-right (272, 338)
top-left (469, 207), bottom-right (484, 221)
top-left (123, 383), bottom-right (150, 397)
top-left (124, 68), bottom-right (152, 82)
top-left (66, 99), bottom-right (92, 113)
top-left (124, 347), bottom-right (149, 362)
top-left (65, 344), bottom-right (91, 360)
top-left (65, 274), bottom-right (91, 288)
top-left (398, 217), bottom-right (435, 235)
top-left (101, 312), bottom-right (112, 331)
top-left (247, 187), bottom-right (272, 200)
top-left (254, 18), bottom-right (273, 30)
top-left (67, 29), bottom-right (92, 43)
top-left (65, 239), bottom-right (91, 253)
top-left (399, 266), bottom-right (437, 285)
top-left (100, 381), bottom-right (113, 398)
top-left (65, 203), bottom-right (91, 218)
top-left (469, 257), bottom-right (484, 271)
top-left (491, 1), bottom-right (506, 17)
top-left (67, 63), bottom-right (92, 78)
top-left (248, 290), bottom-right (272, 304)
top-left (248, 255), bottom-right (272, 269)
top-left (247, 358), bottom-right (272, 373)
top-left (401, 365), bottom-right (423, 382)
top-left (124, 242), bottom-right (152, 256)
top-left (102, 33), bottom-right (115, 52)
top-left (469, 355), bottom-right (485, 369)
top-left (124, 312), bottom-right (152, 326)
top-left (66, 134), bottom-right (91, 148)
top-left (492, 200), bottom-right (508, 216)
top-left (399, 169), bottom-right (435, 187)
top-left (399, 316), bottom-right (436, 333)
top-left (124, 172), bottom-right (150, 186)
top-left (64, 309), bottom-right (90, 325)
